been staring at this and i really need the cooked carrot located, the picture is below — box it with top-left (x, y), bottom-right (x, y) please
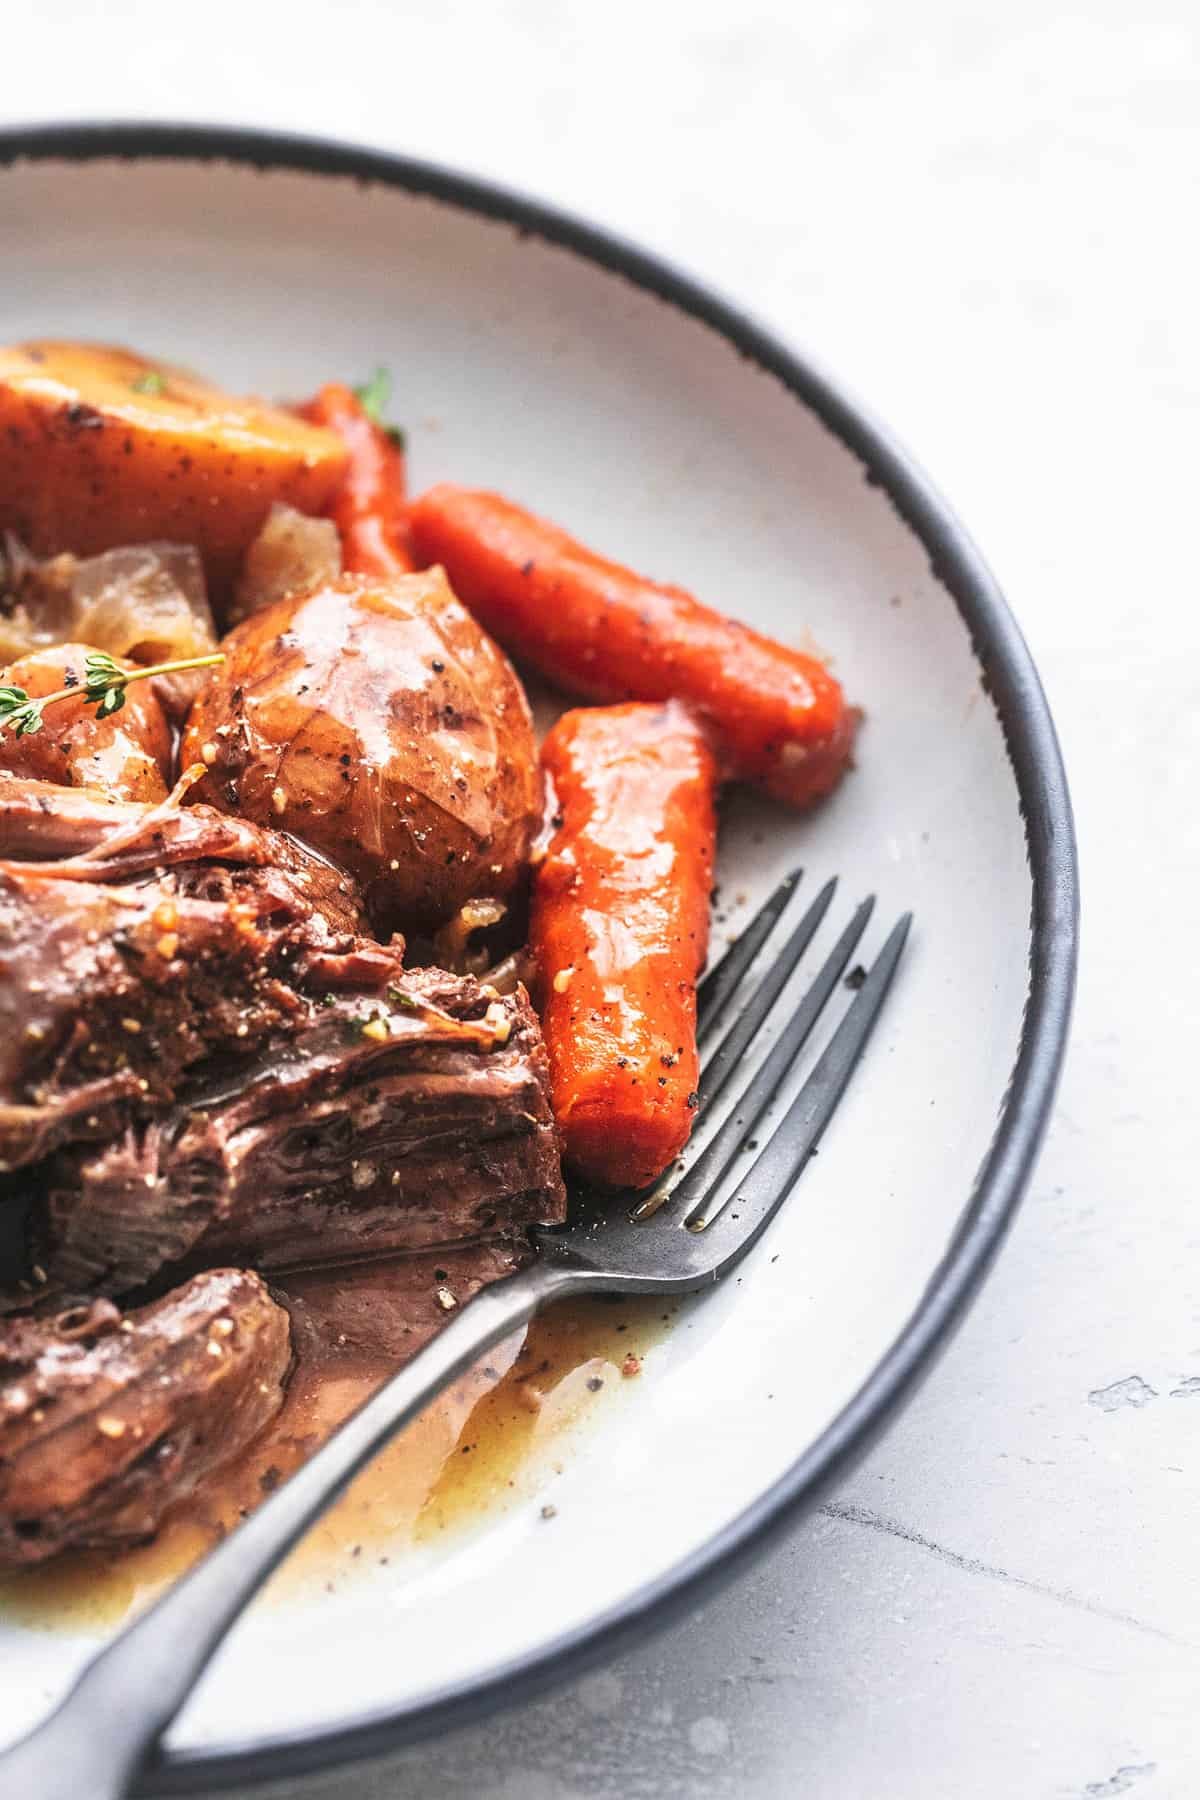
top-left (409, 485), bottom-right (856, 809)
top-left (530, 700), bottom-right (717, 1190)
top-left (0, 342), bottom-right (348, 596)
top-left (301, 383), bottom-right (414, 576)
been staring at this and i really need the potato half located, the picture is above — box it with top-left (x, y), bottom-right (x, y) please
top-left (182, 569), bottom-right (542, 934)
top-left (0, 342), bottom-right (348, 597)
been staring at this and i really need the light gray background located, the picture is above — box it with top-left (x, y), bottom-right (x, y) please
top-left (5, 4), bottom-right (1198, 1796)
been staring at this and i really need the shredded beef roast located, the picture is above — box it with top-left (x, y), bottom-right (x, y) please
top-left (0, 775), bottom-right (567, 1568)
top-left (0, 773), bottom-right (366, 937)
top-left (0, 858), bottom-right (405, 1172)
top-left (0, 1268), bottom-right (290, 1565)
top-left (33, 971), bottom-right (566, 1298)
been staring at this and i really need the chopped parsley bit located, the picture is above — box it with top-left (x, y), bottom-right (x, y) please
top-left (131, 370), bottom-right (166, 395)
top-left (386, 984), bottom-right (419, 1010)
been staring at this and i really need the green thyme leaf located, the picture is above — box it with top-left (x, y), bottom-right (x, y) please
top-left (131, 370), bottom-right (166, 396)
top-left (353, 367), bottom-right (392, 425)
top-left (95, 686), bottom-right (126, 719)
top-left (83, 650), bottom-right (122, 693)
top-left (0, 685), bottom-right (31, 718)
top-left (10, 703), bottom-right (45, 737)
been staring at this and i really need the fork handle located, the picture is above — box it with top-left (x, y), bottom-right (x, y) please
top-left (0, 1258), bottom-right (583, 1800)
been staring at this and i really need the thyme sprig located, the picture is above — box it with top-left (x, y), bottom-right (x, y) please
top-left (0, 650), bottom-right (224, 739)
top-left (353, 367), bottom-right (406, 452)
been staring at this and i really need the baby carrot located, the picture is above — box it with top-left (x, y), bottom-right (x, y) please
top-left (302, 382), bottom-right (414, 575)
top-left (410, 485), bottom-right (856, 809)
top-left (531, 700), bottom-right (717, 1190)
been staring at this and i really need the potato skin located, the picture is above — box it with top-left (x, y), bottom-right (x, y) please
top-left (0, 343), bottom-right (348, 597)
top-left (0, 643), bottom-right (172, 802)
top-left (182, 570), bottom-right (541, 933)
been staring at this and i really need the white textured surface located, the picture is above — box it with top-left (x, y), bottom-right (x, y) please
top-left (4, 2), bottom-right (1198, 1796)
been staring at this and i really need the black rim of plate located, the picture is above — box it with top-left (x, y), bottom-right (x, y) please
top-left (0, 122), bottom-right (1080, 1793)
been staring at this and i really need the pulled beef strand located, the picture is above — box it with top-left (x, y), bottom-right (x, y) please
top-left (0, 848), bottom-right (405, 1174)
top-left (0, 775), bottom-right (368, 938)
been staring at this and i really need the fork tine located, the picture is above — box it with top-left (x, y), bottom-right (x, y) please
top-left (698, 877), bottom-right (840, 1101)
top-left (631, 884), bottom-right (858, 1222)
top-left (686, 912), bottom-right (912, 1235)
top-left (697, 865), bottom-right (802, 1046)
top-left (650, 897), bottom-right (875, 1223)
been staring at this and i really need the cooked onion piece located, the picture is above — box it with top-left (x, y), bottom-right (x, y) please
top-left (230, 503), bottom-right (343, 625)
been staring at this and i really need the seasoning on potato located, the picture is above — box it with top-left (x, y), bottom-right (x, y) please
top-left (181, 568), bottom-right (543, 935)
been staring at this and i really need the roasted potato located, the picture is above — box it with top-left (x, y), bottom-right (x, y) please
top-left (182, 570), bottom-right (541, 933)
top-left (0, 343), bottom-right (348, 598)
top-left (0, 643), bottom-right (173, 802)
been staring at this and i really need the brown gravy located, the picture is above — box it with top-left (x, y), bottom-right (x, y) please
top-left (0, 1292), bottom-right (674, 1631)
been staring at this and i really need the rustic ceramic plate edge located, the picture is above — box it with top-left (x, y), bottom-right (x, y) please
top-left (0, 120), bottom-right (1079, 1793)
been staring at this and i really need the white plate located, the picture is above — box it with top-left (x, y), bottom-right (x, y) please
top-left (0, 125), bottom-right (1077, 1790)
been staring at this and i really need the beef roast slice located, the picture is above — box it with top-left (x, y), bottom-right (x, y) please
top-left (37, 970), bottom-right (566, 1297)
top-left (0, 773), bottom-right (366, 938)
top-left (0, 1268), bottom-right (290, 1565)
top-left (0, 859), bottom-right (406, 1173)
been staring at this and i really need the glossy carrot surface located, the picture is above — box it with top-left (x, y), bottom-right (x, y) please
top-left (531, 701), bottom-right (717, 1190)
top-left (410, 485), bottom-right (856, 808)
top-left (303, 383), bottom-right (414, 576)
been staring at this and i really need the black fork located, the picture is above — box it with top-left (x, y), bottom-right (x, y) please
top-left (0, 873), bottom-right (911, 1800)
